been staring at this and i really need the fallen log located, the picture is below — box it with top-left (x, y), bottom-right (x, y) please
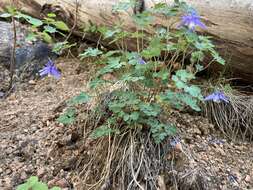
top-left (1, 0), bottom-right (253, 82)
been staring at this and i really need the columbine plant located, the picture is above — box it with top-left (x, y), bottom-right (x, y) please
top-left (59, 1), bottom-right (225, 144)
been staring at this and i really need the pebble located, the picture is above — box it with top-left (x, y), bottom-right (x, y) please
top-left (28, 80), bottom-right (36, 85)
top-left (0, 91), bottom-right (4, 98)
top-left (20, 171), bottom-right (27, 180)
top-left (55, 178), bottom-right (69, 188)
top-left (37, 167), bottom-right (46, 177)
top-left (245, 175), bottom-right (251, 183)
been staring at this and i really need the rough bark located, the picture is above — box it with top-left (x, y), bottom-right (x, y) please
top-left (1, 0), bottom-right (253, 82)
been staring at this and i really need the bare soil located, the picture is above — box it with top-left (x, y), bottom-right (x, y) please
top-left (0, 58), bottom-right (253, 190)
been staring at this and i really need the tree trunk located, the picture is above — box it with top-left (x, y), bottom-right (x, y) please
top-left (1, 0), bottom-right (253, 82)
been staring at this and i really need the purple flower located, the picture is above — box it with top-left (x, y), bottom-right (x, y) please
top-left (179, 9), bottom-right (206, 31)
top-left (39, 59), bottom-right (61, 79)
top-left (204, 91), bottom-right (229, 103)
top-left (138, 57), bottom-right (146, 65)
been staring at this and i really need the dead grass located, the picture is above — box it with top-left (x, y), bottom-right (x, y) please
top-left (68, 96), bottom-right (210, 190)
top-left (204, 86), bottom-right (253, 141)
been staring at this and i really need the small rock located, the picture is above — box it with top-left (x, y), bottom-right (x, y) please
top-left (201, 154), bottom-right (208, 161)
top-left (55, 178), bottom-right (68, 188)
top-left (37, 167), bottom-right (46, 177)
top-left (245, 175), bottom-right (251, 183)
top-left (191, 126), bottom-right (201, 135)
top-left (6, 147), bottom-right (13, 154)
top-left (0, 91), bottom-right (4, 98)
top-left (3, 177), bottom-right (12, 189)
top-left (48, 178), bottom-right (58, 187)
top-left (20, 171), bottom-right (27, 180)
top-left (216, 147), bottom-right (226, 156)
top-left (28, 80), bottom-right (36, 85)
top-left (6, 169), bottom-right (12, 175)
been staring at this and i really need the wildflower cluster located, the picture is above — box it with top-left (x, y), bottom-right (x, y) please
top-left (57, 1), bottom-right (225, 144)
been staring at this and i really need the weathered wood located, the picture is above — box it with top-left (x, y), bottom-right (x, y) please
top-left (1, 0), bottom-right (253, 82)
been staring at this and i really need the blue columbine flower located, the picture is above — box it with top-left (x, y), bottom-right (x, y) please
top-left (138, 57), bottom-right (146, 65)
top-left (39, 59), bottom-right (61, 79)
top-left (204, 91), bottom-right (229, 103)
top-left (179, 9), bottom-right (206, 31)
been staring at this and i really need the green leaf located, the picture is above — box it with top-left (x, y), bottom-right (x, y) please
top-left (25, 33), bottom-right (37, 42)
top-left (159, 91), bottom-right (201, 111)
top-left (184, 85), bottom-right (203, 99)
top-left (44, 25), bottom-right (57, 33)
top-left (165, 43), bottom-right (177, 51)
top-left (68, 92), bottom-right (91, 106)
top-left (26, 176), bottom-right (39, 186)
top-left (52, 41), bottom-right (76, 55)
top-left (50, 187), bottom-right (61, 190)
top-left (52, 21), bottom-right (69, 31)
top-left (79, 47), bottom-right (103, 59)
top-left (175, 69), bottom-right (195, 82)
top-left (57, 108), bottom-right (76, 125)
top-left (172, 75), bottom-right (186, 89)
top-left (112, 1), bottom-right (134, 13)
top-left (141, 37), bottom-right (163, 58)
top-left (195, 36), bottom-right (214, 51)
top-left (6, 6), bottom-right (17, 15)
top-left (180, 93), bottom-right (201, 111)
top-left (47, 13), bottom-right (56, 18)
top-left (27, 17), bottom-right (43, 27)
top-left (195, 64), bottom-right (204, 72)
top-left (121, 74), bottom-right (144, 82)
top-left (140, 103), bottom-right (161, 117)
top-left (17, 176), bottom-right (39, 190)
top-left (190, 51), bottom-right (204, 64)
top-left (90, 125), bottom-right (120, 139)
top-left (0, 13), bottom-right (12, 18)
top-left (104, 28), bottom-right (121, 39)
top-left (17, 184), bottom-right (30, 190)
top-left (147, 119), bottom-right (177, 144)
top-left (152, 69), bottom-right (169, 82)
top-left (211, 51), bottom-right (225, 65)
top-left (132, 12), bottom-right (154, 27)
top-left (19, 13), bottom-right (43, 27)
top-left (109, 102), bottom-right (126, 113)
top-left (16, 176), bottom-right (50, 190)
top-left (32, 182), bottom-right (48, 190)
top-left (41, 31), bottom-right (53, 43)
top-left (152, 3), bottom-right (177, 16)
top-left (98, 57), bottom-right (122, 75)
top-left (89, 78), bottom-right (106, 89)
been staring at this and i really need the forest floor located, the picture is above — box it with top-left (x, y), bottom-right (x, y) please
top-left (0, 59), bottom-right (253, 190)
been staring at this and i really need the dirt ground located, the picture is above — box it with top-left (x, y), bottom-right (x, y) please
top-left (0, 59), bottom-right (253, 190)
